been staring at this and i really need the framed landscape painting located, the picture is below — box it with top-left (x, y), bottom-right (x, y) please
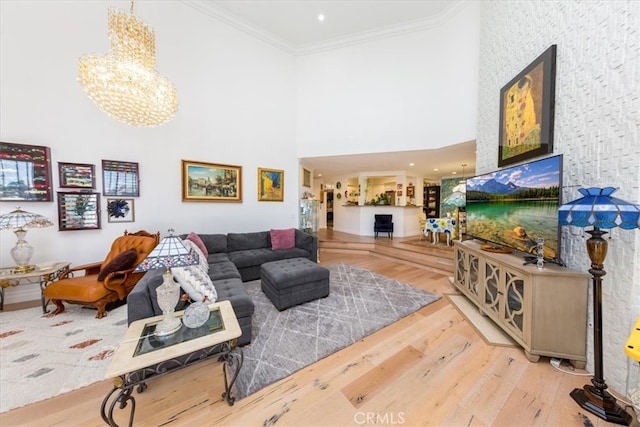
top-left (257, 167), bottom-right (284, 202)
top-left (498, 45), bottom-right (556, 167)
top-left (182, 160), bottom-right (242, 202)
top-left (0, 142), bottom-right (53, 201)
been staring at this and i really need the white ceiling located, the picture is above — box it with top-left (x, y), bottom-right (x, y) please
top-left (190, 0), bottom-right (475, 181)
top-left (203, 0), bottom-right (464, 51)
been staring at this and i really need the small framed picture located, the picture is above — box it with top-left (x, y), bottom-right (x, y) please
top-left (302, 168), bottom-right (311, 188)
top-left (102, 160), bottom-right (140, 197)
top-left (106, 198), bottom-right (135, 223)
top-left (257, 167), bottom-right (284, 202)
top-left (58, 162), bottom-right (96, 189)
top-left (57, 192), bottom-right (101, 231)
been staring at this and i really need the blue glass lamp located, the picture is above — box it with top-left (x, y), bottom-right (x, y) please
top-left (558, 187), bottom-right (640, 425)
top-left (134, 229), bottom-right (199, 336)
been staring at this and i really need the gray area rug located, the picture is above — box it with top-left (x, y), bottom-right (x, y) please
top-left (232, 262), bottom-right (441, 400)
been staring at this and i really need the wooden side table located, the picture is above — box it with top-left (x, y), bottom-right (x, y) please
top-left (0, 261), bottom-right (70, 312)
top-left (101, 300), bottom-right (243, 426)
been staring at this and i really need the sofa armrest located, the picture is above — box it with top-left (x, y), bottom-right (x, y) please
top-left (58, 261), bottom-right (102, 279)
top-left (295, 229), bottom-right (318, 262)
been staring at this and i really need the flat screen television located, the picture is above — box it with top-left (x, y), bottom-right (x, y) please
top-left (465, 154), bottom-right (563, 264)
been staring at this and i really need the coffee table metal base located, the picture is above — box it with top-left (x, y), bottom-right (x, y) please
top-left (100, 341), bottom-right (243, 427)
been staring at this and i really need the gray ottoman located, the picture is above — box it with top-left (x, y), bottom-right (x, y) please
top-left (260, 257), bottom-right (330, 311)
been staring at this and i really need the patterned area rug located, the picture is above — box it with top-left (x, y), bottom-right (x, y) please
top-left (232, 262), bottom-right (441, 400)
top-left (0, 304), bottom-right (127, 413)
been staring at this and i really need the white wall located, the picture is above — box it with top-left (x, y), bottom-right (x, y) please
top-left (296, 2), bottom-right (481, 158)
top-left (477, 0), bottom-right (640, 397)
top-left (0, 1), bottom-right (297, 302)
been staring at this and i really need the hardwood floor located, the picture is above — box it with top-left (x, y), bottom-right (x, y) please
top-left (1, 231), bottom-right (637, 426)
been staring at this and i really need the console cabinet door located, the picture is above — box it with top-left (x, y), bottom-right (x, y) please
top-left (501, 268), bottom-right (527, 341)
top-left (482, 259), bottom-right (500, 318)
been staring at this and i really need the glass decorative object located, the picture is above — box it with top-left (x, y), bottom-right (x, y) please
top-left (536, 238), bottom-right (545, 270)
top-left (183, 300), bottom-right (210, 329)
top-left (154, 270), bottom-right (182, 336)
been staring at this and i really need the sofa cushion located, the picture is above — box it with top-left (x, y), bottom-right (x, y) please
top-left (271, 247), bottom-right (311, 261)
top-left (213, 277), bottom-right (254, 318)
top-left (228, 248), bottom-right (279, 268)
top-left (208, 260), bottom-right (242, 281)
top-left (207, 252), bottom-right (230, 264)
top-left (270, 228), bottom-right (295, 250)
top-left (98, 249), bottom-right (137, 281)
top-left (186, 232), bottom-right (208, 258)
top-left (227, 231), bottom-right (270, 252)
top-left (199, 234), bottom-right (227, 254)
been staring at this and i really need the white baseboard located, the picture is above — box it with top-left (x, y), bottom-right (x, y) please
top-left (2, 282), bottom-right (41, 305)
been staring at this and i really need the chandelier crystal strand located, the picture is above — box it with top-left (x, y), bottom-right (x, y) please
top-left (78, 6), bottom-right (178, 127)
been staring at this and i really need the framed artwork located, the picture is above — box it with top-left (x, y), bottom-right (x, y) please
top-left (58, 162), bottom-right (95, 189)
top-left (302, 168), bottom-right (311, 188)
top-left (102, 160), bottom-right (139, 197)
top-left (257, 167), bottom-right (284, 202)
top-left (498, 45), bottom-right (556, 167)
top-left (57, 192), bottom-right (101, 231)
top-left (407, 185), bottom-right (415, 198)
top-left (182, 160), bottom-right (242, 202)
top-left (106, 198), bottom-right (135, 223)
top-left (0, 142), bottom-right (53, 202)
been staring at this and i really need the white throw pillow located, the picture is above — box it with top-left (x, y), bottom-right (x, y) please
top-left (171, 266), bottom-right (217, 303)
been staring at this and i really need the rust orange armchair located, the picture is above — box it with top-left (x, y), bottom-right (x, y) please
top-left (44, 230), bottom-right (160, 318)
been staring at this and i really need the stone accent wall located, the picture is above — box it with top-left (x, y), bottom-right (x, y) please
top-left (476, 0), bottom-right (640, 395)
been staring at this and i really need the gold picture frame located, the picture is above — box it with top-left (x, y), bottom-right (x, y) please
top-left (182, 160), bottom-right (242, 202)
top-left (302, 168), bottom-right (311, 188)
top-left (257, 167), bottom-right (284, 202)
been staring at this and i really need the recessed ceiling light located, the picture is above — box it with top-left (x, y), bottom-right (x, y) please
top-left (452, 172), bottom-right (457, 175)
top-left (318, 173), bottom-right (322, 177)
top-left (434, 168), bottom-right (439, 171)
top-left (409, 163), bottom-right (415, 167)
top-left (318, 13), bottom-right (325, 22)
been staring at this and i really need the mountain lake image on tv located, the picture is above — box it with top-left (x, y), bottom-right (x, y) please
top-left (465, 154), bottom-right (562, 263)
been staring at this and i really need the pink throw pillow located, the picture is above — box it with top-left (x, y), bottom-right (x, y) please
top-left (187, 232), bottom-right (208, 258)
top-left (271, 228), bottom-right (295, 250)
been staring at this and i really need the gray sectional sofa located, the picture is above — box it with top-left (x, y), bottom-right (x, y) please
top-left (127, 229), bottom-right (317, 346)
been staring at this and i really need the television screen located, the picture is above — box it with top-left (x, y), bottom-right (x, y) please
top-left (465, 154), bottom-right (562, 263)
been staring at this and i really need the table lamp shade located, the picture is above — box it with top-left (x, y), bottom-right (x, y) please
top-left (0, 207), bottom-right (53, 230)
top-left (558, 187), bottom-right (640, 230)
top-left (134, 235), bottom-right (199, 272)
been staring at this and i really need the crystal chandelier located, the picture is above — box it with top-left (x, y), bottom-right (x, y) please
top-left (78, 1), bottom-right (178, 127)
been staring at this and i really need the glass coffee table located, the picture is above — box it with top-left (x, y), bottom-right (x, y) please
top-left (100, 300), bottom-right (243, 426)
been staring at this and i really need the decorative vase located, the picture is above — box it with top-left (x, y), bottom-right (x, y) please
top-left (154, 270), bottom-right (182, 336)
top-left (183, 300), bottom-right (210, 329)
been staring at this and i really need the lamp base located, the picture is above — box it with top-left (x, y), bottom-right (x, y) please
top-left (570, 385), bottom-right (632, 425)
top-left (12, 264), bottom-right (35, 273)
top-left (154, 316), bottom-right (182, 337)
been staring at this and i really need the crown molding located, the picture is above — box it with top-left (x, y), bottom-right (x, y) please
top-left (183, 0), bottom-right (470, 56)
top-left (183, 1), bottom-right (297, 55)
top-left (296, 1), bottom-right (470, 55)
